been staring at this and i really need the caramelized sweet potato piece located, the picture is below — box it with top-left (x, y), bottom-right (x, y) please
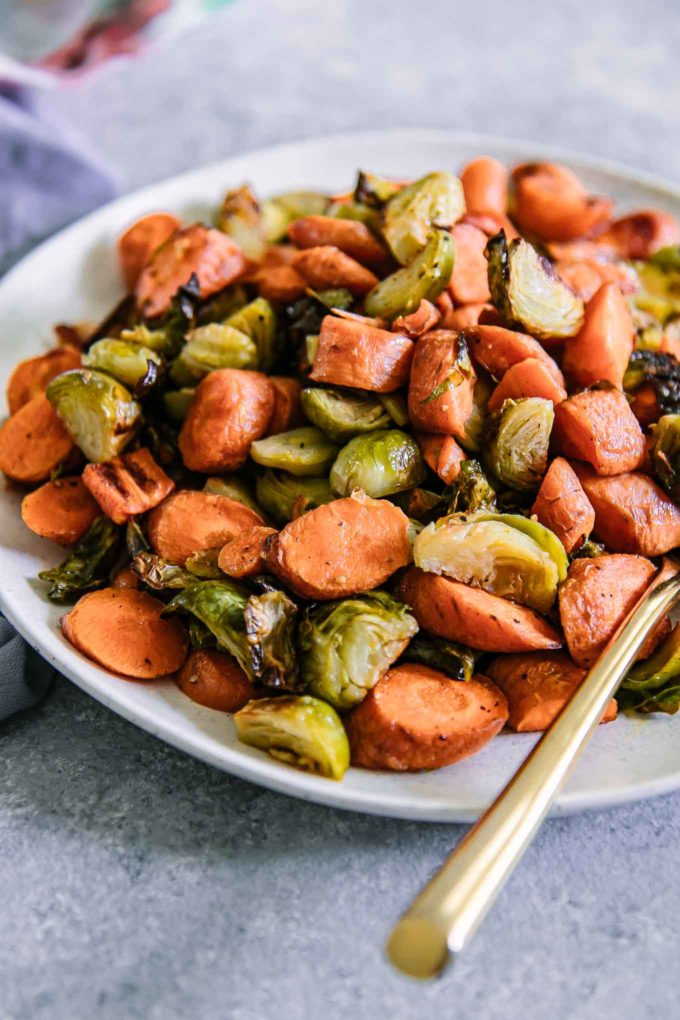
top-left (218, 526), bottom-right (277, 578)
top-left (555, 258), bottom-right (638, 301)
top-left (267, 376), bottom-right (304, 435)
top-left (396, 568), bottom-right (563, 653)
top-left (553, 389), bottom-right (645, 475)
top-left (561, 283), bottom-right (635, 389)
top-left (291, 246), bottom-right (378, 295)
top-left (176, 649), bottom-right (253, 711)
top-left (446, 303), bottom-right (499, 331)
top-left (392, 300), bottom-right (441, 338)
top-left (487, 357), bottom-right (567, 412)
top-left (287, 216), bottom-right (388, 269)
top-left (531, 457), bottom-right (594, 553)
top-left (347, 664), bottom-right (508, 771)
top-left (148, 490), bottom-right (264, 565)
top-left (255, 264), bottom-right (307, 302)
top-left (408, 329), bottom-right (476, 434)
top-left (599, 210), bottom-right (680, 260)
top-left (417, 433), bottom-right (466, 484)
top-left (266, 491), bottom-right (411, 600)
top-left (62, 588), bottom-right (188, 678)
top-left (21, 476), bottom-right (99, 546)
top-left (111, 566), bottom-right (139, 589)
top-left (135, 224), bottom-right (248, 318)
top-left (6, 347), bottom-right (81, 415)
top-left (117, 212), bottom-right (181, 291)
top-left (460, 156), bottom-right (509, 217)
top-left (465, 325), bottom-right (564, 385)
top-left (83, 448), bottom-right (174, 525)
top-left (486, 651), bottom-right (617, 732)
top-left (0, 394), bottom-right (75, 484)
top-left (510, 162), bottom-right (613, 242)
top-left (179, 368), bottom-right (275, 472)
top-left (448, 223), bottom-right (492, 305)
top-left (309, 316), bottom-right (414, 393)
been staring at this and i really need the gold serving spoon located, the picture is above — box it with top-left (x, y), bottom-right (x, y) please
top-left (387, 564), bottom-right (680, 980)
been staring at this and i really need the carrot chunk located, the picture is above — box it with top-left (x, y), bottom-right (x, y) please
top-left (446, 303), bottom-right (499, 331)
top-left (117, 211), bottom-right (181, 291)
top-left (448, 223), bottom-right (492, 305)
top-left (416, 433), bottom-right (466, 484)
top-left (177, 649), bottom-right (253, 711)
top-left (255, 264), bottom-right (307, 303)
top-left (291, 246), bottom-right (378, 295)
top-left (287, 216), bottom-right (388, 269)
top-left (488, 357), bottom-right (567, 412)
top-left (561, 282), bottom-right (635, 389)
top-left (148, 490), bottom-right (264, 566)
top-left (408, 330), bottom-right (476, 435)
top-left (531, 457), bottom-right (594, 554)
top-left (392, 300), bottom-right (441, 338)
top-left (460, 156), bottom-right (509, 217)
top-left (599, 210), bottom-right (680, 260)
top-left (553, 389), bottom-right (645, 475)
top-left (266, 377), bottom-right (304, 435)
top-left (21, 476), bottom-right (99, 546)
top-left (83, 448), bottom-right (174, 525)
top-left (218, 526), bottom-right (278, 578)
top-left (554, 258), bottom-right (638, 301)
top-left (466, 325), bottom-right (564, 385)
top-left (6, 348), bottom-right (81, 415)
top-left (510, 162), bottom-right (613, 242)
top-left (309, 316), bottom-right (414, 393)
top-left (0, 394), bottom-right (75, 484)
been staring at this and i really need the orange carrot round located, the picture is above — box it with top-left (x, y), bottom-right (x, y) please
top-left (6, 348), bottom-right (81, 415)
top-left (148, 490), bottom-right (265, 566)
top-left (0, 394), bottom-right (75, 484)
top-left (117, 211), bottom-right (181, 291)
top-left (177, 649), bottom-right (254, 711)
top-left (21, 476), bottom-right (99, 545)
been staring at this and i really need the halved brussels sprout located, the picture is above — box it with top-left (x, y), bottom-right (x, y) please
top-left (379, 392), bottom-right (410, 427)
top-left (622, 350), bottom-right (680, 416)
top-left (308, 288), bottom-right (354, 311)
top-left (171, 323), bottom-right (258, 383)
top-left (650, 414), bottom-right (680, 497)
top-left (38, 516), bottom-right (121, 603)
top-left (457, 376), bottom-right (492, 453)
top-left (163, 388), bottom-right (195, 422)
top-left (119, 324), bottom-right (171, 353)
top-left (216, 184), bottom-right (267, 261)
top-left (255, 470), bottom-right (333, 524)
top-left (203, 475), bottom-right (264, 514)
top-left (383, 172), bottom-right (465, 265)
top-left (399, 634), bottom-right (477, 681)
top-left (132, 552), bottom-right (199, 590)
top-left (327, 201), bottom-right (380, 230)
top-left (245, 590), bottom-right (299, 690)
top-left (486, 232), bottom-right (584, 339)
top-left (250, 427), bottom-right (339, 477)
top-left (261, 190), bottom-right (330, 243)
top-left (300, 387), bottom-right (391, 442)
top-left (634, 246), bottom-right (680, 325)
top-left (299, 591), bottom-right (418, 709)
top-left (83, 338), bottom-right (163, 391)
top-left (619, 626), bottom-right (680, 714)
top-left (485, 397), bottom-right (554, 492)
top-left (234, 695), bottom-right (349, 780)
top-left (330, 429), bottom-right (425, 498)
top-left (364, 230), bottom-right (455, 320)
top-left (225, 298), bottom-right (277, 372)
top-left (46, 368), bottom-right (141, 463)
top-left (354, 170), bottom-right (403, 209)
top-left (413, 510), bottom-right (566, 613)
top-left (445, 459), bottom-right (497, 513)
top-left (163, 580), bottom-right (252, 677)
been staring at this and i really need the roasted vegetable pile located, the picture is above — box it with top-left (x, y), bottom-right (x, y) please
top-left (4, 155), bottom-right (680, 781)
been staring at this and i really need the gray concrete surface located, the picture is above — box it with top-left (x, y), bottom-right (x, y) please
top-left (3, 1), bottom-right (680, 1016)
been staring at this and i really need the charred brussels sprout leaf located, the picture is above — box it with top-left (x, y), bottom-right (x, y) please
top-left (486, 397), bottom-right (554, 492)
top-left (620, 626), bottom-right (680, 714)
top-left (250, 427), bottom-right (339, 477)
top-left (83, 339), bottom-right (163, 392)
top-left (163, 387), bottom-right (195, 422)
top-left (126, 519), bottom-right (149, 558)
top-left (383, 171), bottom-right (465, 265)
top-left (299, 591), bottom-right (419, 709)
top-left (261, 191), bottom-right (330, 243)
top-left (188, 617), bottom-right (217, 649)
top-left (234, 695), bottom-right (349, 780)
top-left (163, 580), bottom-right (252, 677)
top-left (216, 184), bottom-right (267, 261)
top-left (39, 517), bottom-right (122, 602)
top-left (255, 470), bottom-right (333, 524)
top-left (399, 634), bottom-right (477, 681)
top-left (354, 171), bottom-right (403, 209)
top-left (156, 274), bottom-right (201, 357)
top-left (300, 387), bottom-right (391, 442)
top-left (132, 552), bottom-right (199, 590)
top-left (364, 230), bottom-right (455, 321)
top-left (623, 350), bottom-right (680, 416)
top-left (445, 459), bottom-right (497, 513)
top-left (571, 539), bottom-right (606, 560)
top-left (245, 590), bottom-right (299, 691)
top-left (650, 414), bottom-right (680, 497)
top-left (46, 368), bottom-right (141, 463)
top-left (486, 232), bottom-right (584, 339)
top-left (330, 429), bottom-right (425, 498)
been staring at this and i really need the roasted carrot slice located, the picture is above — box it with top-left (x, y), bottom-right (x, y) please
top-left (291, 246), bottom-right (378, 295)
top-left (465, 324), bottom-right (564, 385)
top-left (460, 156), bottom-right (509, 217)
top-left (135, 224), bottom-right (248, 318)
top-left (553, 389), bottom-right (645, 475)
top-left (531, 457), bottom-right (594, 554)
top-left (446, 303), bottom-right (499, 331)
top-left (486, 651), bottom-right (617, 732)
top-left (347, 664), bottom-right (508, 771)
top-left (462, 211), bottom-right (519, 240)
top-left (179, 368), bottom-right (275, 473)
top-left (0, 394), bottom-right (75, 484)
top-left (255, 264), bottom-right (307, 302)
top-left (266, 376), bottom-right (304, 435)
top-left (416, 433), bottom-right (466, 484)
top-left (21, 476), bottom-right (100, 546)
top-left (148, 490), bottom-right (264, 566)
top-left (487, 357), bottom-right (567, 412)
top-left (218, 526), bottom-right (278, 578)
top-left (6, 347), bottom-right (81, 415)
top-left (62, 588), bottom-right (188, 678)
top-left (598, 210), bottom-right (680, 260)
top-left (111, 566), bottom-right (139, 589)
top-left (554, 258), bottom-right (638, 301)
top-left (396, 568), bottom-right (563, 653)
top-left (573, 466), bottom-right (680, 556)
top-left (309, 315), bottom-right (414, 393)
top-left (558, 554), bottom-right (666, 668)
top-left (83, 448), bottom-right (174, 525)
top-left (510, 162), bottom-right (613, 242)
top-left (287, 216), bottom-right (388, 269)
top-left (117, 212), bottom-right (181, 291)
top-left (392, 300), bottom-right (441, 338)
top-left (176, 649), bottom-right (253, 711)
top-left (448, 223), bottom-right (492, 305)
top-left (266, 490), bottom-right (411, 600)
top-left (408, 330), bottom-right (476, 434)
top-left (561, 282), bottom-right (635, 389)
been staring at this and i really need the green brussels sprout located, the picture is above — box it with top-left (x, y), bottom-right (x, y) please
top-left (634, 246), bottom-right (680, 325)
top-left (185, 548), bottom-right (223, 579)
top-left (261, 190), bottom-right (330, 243)
top-left (354, 170), bottom-right (403, 209)
top-left (39, 517), bottom-right (122, 603)
top-left (216, 184), bottom-right (267, 262)
top-left (196, 284), bottom-right (249, 326)
top-left (203, 475), bottom-right (265, 515)
top-left (486, 232), bottom-right (584, 340)
top-left (163, 388), bottom-right (195, 422)
top-left (307, 288), bottom-right (354, 311)
top-left (225, 298), bottom-right (277, 372)
top-left (619, 626), bottom-right (680, 715)
top-left (379, 392), bottom-right (410, 427)
top-left (485, 397), bottom-right (554, 492)
top-left (327, 201), bottom-right (380, 230)
top-left (233, 695), bottom-right (350, 780)
top-left (382, 171), bottom-right (465, 265)
top-left (83, 338), bottom-right (163, 391)
top-left (299, 591), bottom-right (418, 709)
top-left (622, 350), bottom-right (680, 416)
top-left (255, 470), bottom-right (334, 524)
top-left (245, 590), bottom-right (299, 691)
top-left (364, 230), bottom-right (455, 320)
top-left (46, 368), bottom-right (141, 463)
top-left (132, 552), bottom-right (199, 590)
top-left (571, 539), bottom-right (606, 560)
top-left (445, 459), bottom-right (497, 514)
top-left (300, 387), bottom-right (391, 442)
top-left (119, 324), bottom-right (169, 352)
top-left (413, 510), bottom-right (566, 613)
top-left (171, 323), bottom-right (259, 383)
top-left (650, 414), bottom-right (680, 497)
top-left (163, 580), bottom-right (253, 677)
top-left (457, 376), bottom-right (492, 454)
top-left (399, 634), bottom-right (477, 681)
top-left (250, 427), bottom-right (339, 477)
top-left (188, 617), bottom-right (217, 649)
top-left (330, 429), bottom-right (425, 498)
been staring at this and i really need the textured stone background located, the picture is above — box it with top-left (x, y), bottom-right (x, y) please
top-left (3, 1), bottom-right (680, 1017)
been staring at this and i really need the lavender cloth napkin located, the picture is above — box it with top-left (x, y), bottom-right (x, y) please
top-left (0, 85), bottom-right (120, 719)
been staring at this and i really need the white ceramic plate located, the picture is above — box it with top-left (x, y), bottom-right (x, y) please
top-left (1, 128), bottom-right (679, 822)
